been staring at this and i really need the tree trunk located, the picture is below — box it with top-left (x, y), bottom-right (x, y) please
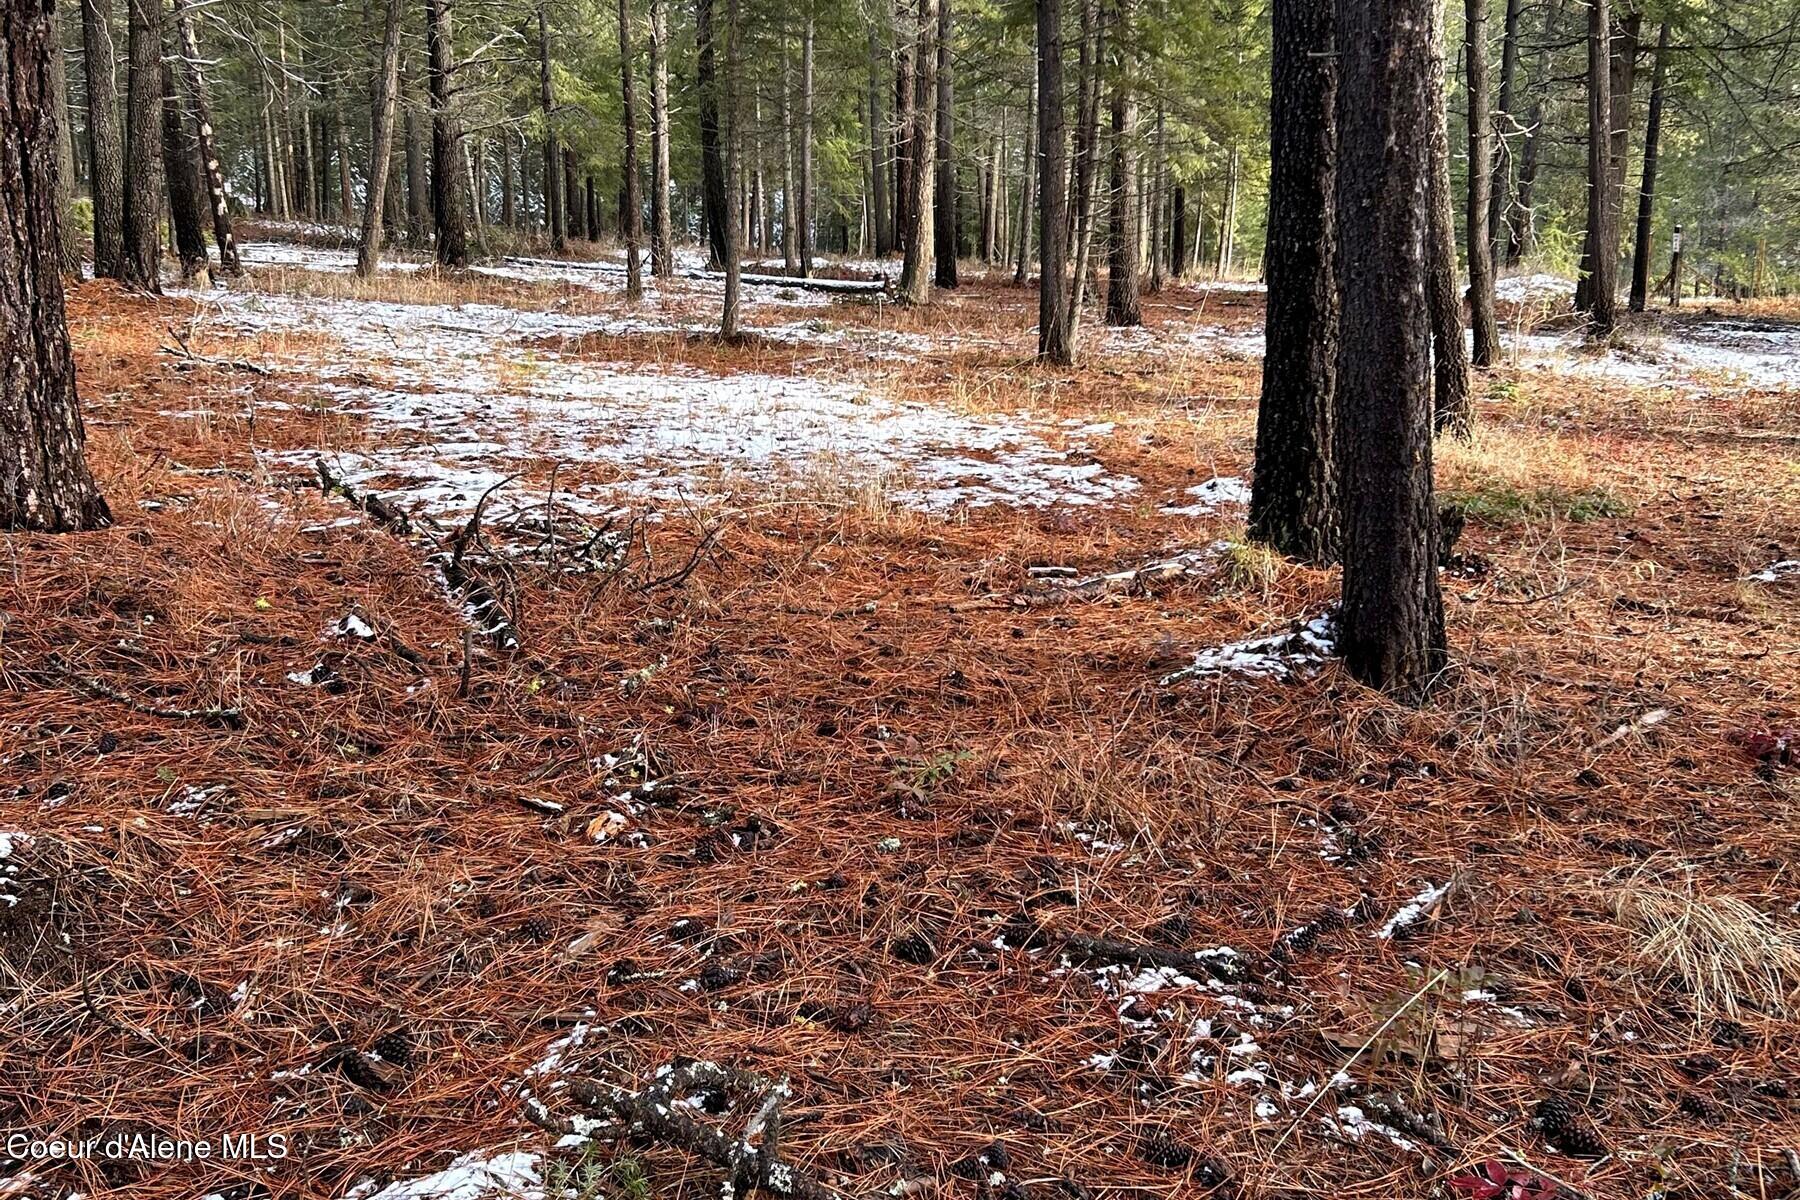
top-left (780, 45), bottom-right (796, 271)
top-left (1170, 183), bottom-right (1184, 279)
top-left (801, 15), bottom-right (816, 276)
top-left (426, 0), bottom-right (466, 267)
top-left (357, 0), bottom-right (405, 277)
top-left (81, 0), bottom-right (124, 277)
top-left (867, 21), bottom-right (891, 256)
top-left (539, 3), bottom-right (563, 252)
top-left (1465, 0), bottom-right (1499, 366)
top-left (719, 0), bottom-right (741, 337)
top-left (50, 7), bottom-right (79, 274)
top-left (562, 148), bottom-right (580, 239)
top-left (1583, 0), bottom-right (1617, 335)
top-left (1036, 0), bottom-right (1071, 364)
top-left (2, 0), bottom-right (111, 531)
top-left (500, 123), bottom-right (515, 227)
top-left (1425, 2), bottom-right (1470, 434)
top-left (893, 0), bottom-right (914, 254)
top-left (1066, 0), bottom-right (1103, 335)
top-left (160, 58), bottom-right (209, 283)
top-left (1147, 105), bottom-right (1167, 293)
top-left (119, 0), bottom-right (163, 291)
top-left (897, 0), bottom-right (936, 304)
top-left (334, 91), bottom-right (354, 227)
top-left (1488, 0), bottom-right (1519, 263)
top-left (1250, 0), bottom-right (1337, 565)
top-left (1627, 21), bottom-right (1667, 314)
top-left (931, 0), bottom-right (955, 287)
top-left (1215, 146), bottom-right (1238, 276)
top-left (171, 0), bottom-right (239, 274)
top-left (647, 0), bottom-right (672, 273)
top-left (404, 60), bottom-right (428, 241)
top-left (1012, 60), bottom-right (1036, 285)
top-left (1333, 0), bottom-right (1446, 699)
top-left (619, 0), bottom-right (644, 297)
top-left (1509, 0), bottom-right (1560, 264)
top-left (1102, 0), bottom-right (1138, 325)
top-left (696, 0), bottom-right (728, 269)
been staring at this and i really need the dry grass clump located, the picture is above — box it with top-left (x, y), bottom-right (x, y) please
top-left (1437, 425), bottom-right (1631, 526)
top-left (1601, 860), bottom-right (1800, 1020)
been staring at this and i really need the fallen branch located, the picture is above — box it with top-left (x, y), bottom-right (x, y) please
top-left (159, 324), bottom-right (270, 375)
top-left (38, 656), bottom-right (245, 729)
top-left (529, 1061), bottom-right (845, 1200)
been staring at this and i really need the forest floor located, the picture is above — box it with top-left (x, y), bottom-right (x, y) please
top-left (3, 224), bottom-right (1799, 1200)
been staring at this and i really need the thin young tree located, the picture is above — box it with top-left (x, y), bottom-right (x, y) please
top-left (800, 12), bottom-right (816, 276)
top-left (619, 0), bottom-right (644, 300)
top-left (1102, 0), bottom-right (1140, 326)
top-left (931, 0), bottom-right (955, 287)
top-left (357, 0), bottom-right (406, 278)
top-left (1012, 60), bottom-right (1036, 286)
top-left (171, 0), bottom-right (239, 275)
top-left (50, 6), bottom-right (78, 274)
top-left (1584, 0), bottom-right (1617, 335)
top-left (1488, 0), bottom-right (1520, 262)
top-left (1508, 0), bottom-right (1562, 263)
top-left (81, 0), bottom-right (124, 278)
top-left (1333, 0), bottom-right (1447, 699)
top-left (648, 0), bottom-right (673, 275)
top-left (867, 21), bottom-right (891, 256)
top-left (426, 0), bottom-right (467, 267)
top-left (2, 0), bottom-right (111, 531)
top-left (119, 0), bottom-right (164, 291)
top-left (1628, 21), bottom-right (1669, 313)
top-left (696, 0), bottom-right (728, 268)
top-left (1249, 0), bottom-right (1337, 564)
top-left (1425, 0), bottom-right (1471, 434)
top-left (1465, 0), bottom-right (1499, 366)
top-left (896, 0), bottom-right (937, 304)
top-left (539, 2), bottom-right (564, 252)
top-left (1036, 0), bottom-right (1072, 363)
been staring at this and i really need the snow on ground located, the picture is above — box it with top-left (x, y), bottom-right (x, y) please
top-left (1494, 272), bottom-right (1574, 303)
top-left (1163, 616), bottom-right (1337, 683)
top-left (1162, 476), bottom-right (1252, 517)
top-left (343, 1149), bottom-right (543, 1200)
top-left (1745, 560), bottom-right (1800, 583)
top-left (1512, 320), bottom-right (1800, 391)
top-left (184, 288), bottom-right (1139, 515)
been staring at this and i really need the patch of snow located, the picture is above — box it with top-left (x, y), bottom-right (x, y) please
top-left (332, 612), bottom-right (377, 639)
top-left (1494, 273), bottom-right (1574, 303)
top-left (1163, 615), bottom-right (1337, 683)
top-left (345, 1150), bottom-right (543, 1200)
top-left (1375, 882), bottom-right (1450, 940)
top-left (1161, 476), bottom-right (1251, 517)
top-left (1745, 559), bottom-right (1800, 583)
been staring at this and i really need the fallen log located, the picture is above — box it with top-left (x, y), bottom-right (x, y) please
top-left (497, 255), bottom-right (890, 296)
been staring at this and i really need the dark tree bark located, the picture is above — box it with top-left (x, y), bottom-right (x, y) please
top-left (538, 2), bottom-right (563, 251)
top-left (897, 0), bottom-right (936, 304)
top-left (619, 0), bottom-right (644, 298)
top-left (1628, 21), bottom-right (1668, 313)
top-left (931, 0), bottom-right (955, 287)
top-left (1583, 0), bottom-right (1617, 335)
top-left (867, 21), bottom-right (891, 256)
top-left (1102, 0), bottom-right (1139, 326)
top-left (50, 5), bottom-right (79, 274)
top-left (1066, 0), bottom-right (1102, 329)
top-left (1488, 0), bottom-right (1519, 263)
top-left (357, 0), bottom-right (405, 277)
top-left (1036, 0), bottom-right (1071, 364)
top-left (1508, 0), bottom-right (1561, 264)
top-left (1170, 182), bottom-right (1184, 278)
top-left (563, 148), bottom-right (580, 239)
top-left (81, 0), bottom-right (124, 278)
top-left (1425, 1), bottom-right (1470, 434)
top-left (1011, 60), bottom-right (1035, 285)
top-left (403, 58), bottom-right (429, 241)
top-left (333, 90), bottom-right (353, 227)
top-left (1250, 0), bottom-right (1337, 564)
top-left (718, 0), bottom-right (741, 337)
top-left (648, 0), bottom-right (672, 274)
top-left (1465, 0), bottom-right (1499, 366)
top-left (893, 0), bottom-right (913, 254)
top-left (500, 124), bottom-right (515, 227)
top-left (696, 0), bottom-right (727, 269)
top-left (119, 0), bottom-right (163, 291)
top-left (160, 58), bottom-right (209, 282)
top-left (2, 0), bottom-right (111, 531)
top-left (426, 0), bottom-right (467, 267)
top-left (1333, 0), bottom-right (1446, 699)
top-left (171, 0), bottom-right (238, 275)
top-left (1577, 5), bottom-right (1635, 314)
top-left (801, 14), bottom-right (816, 276)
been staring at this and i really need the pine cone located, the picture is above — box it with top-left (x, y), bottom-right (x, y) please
top-left (371, 1029), bottom-right (412, 1067)
top-left (1534, 1095), bottom-right (1607, 1159)
top-left (1138, 1129), bottom-right (1193, 1169)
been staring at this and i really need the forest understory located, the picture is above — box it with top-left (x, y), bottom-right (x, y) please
top-left (3, 229), bottom-right (1799, 1200)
